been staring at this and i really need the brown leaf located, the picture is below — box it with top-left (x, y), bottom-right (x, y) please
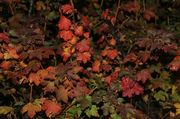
top-left (21, 100), bottom-right (42, 119)
top-left (136, 69), bottom-right (151, 83)
top-left (55, 85), bottom-right (68, 103)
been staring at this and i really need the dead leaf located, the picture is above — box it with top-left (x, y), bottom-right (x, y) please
top-left (0, 106), bottom-right (14, 115)
top-left (21, 100), bottom-right (42, 118)
top-left (55, 85), bottom-right (68, 103)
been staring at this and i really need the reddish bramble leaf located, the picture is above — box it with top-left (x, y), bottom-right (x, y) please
top-left (74, 25), bottom-right (83, 36)
top-left (136, 69), bottom-right (151, 83)
top-left (59, 30), bottom-right (73, 41)
top-left (0, 32), bottom-right (10, 43)
top-left (28, 47), bottom-right (55, 60)
top-left (122, 0), bottom-right (140, 13)
top-left (0, 61), bottom-right (11, 70)
top-left (5, 46), bottom-right (19, 59)
top-left (92, 60), bottom-right (101, 72)
top-left (101, 49), bottom-right (118, 60)
top-left (76, 39), bottom-right (90, 52)
top-left (77, 52), bottom-right (91, 63)
top-left (61, 4), bottom-right (73, 14)
top-left (102, 9), bottom-right (109, 19)
top-left (121, 77), bottom-right (144, 98)
top-left (58, 16), bottom-right (71, 30)
top-left (42, 99), bottom-right (61, 117)
top-left (123, 52), bottom-right (137, 63)
top-left (168, 56), bottom-right (180, 71)
top-left (143, 8), bottom-right (156, 21)
top-left (81, 16), bottom-right (90, 28)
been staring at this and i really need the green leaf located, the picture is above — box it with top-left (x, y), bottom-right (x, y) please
top-left (154, 90), bottom-right (168, 101)
top-left (67, 104), bottom-right (82, 118)
top-left (85, 105), bottom-right (99, 118)
top-left (111, 113), bottom-right (122, 119)
top-left (80, 95), bottom-right (92, 110)
top-left (47, 11), bottom-right (58, 21)
top-left (0, 106), bottom-right (14, 115)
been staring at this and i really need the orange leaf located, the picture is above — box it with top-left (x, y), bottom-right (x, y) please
top-left (59, 30), bottom-right (73, 41)
top-left (92, 60), bottom-right (101, 72)
top-left (28, 73), bottom-right (42, 86)
top-left (58, 16), bottom-right (71, 30)
top-left (168, 56), bottom-right (180, 71)
top-left (109, 38), bottom-right (116, 46)
top-left (6, 46), bottom-right (19, 59)
top-left (74, 25), bottom-right (83, 36)
top-left (42, 99), bottom-right (61, 117)
top-left (77, 52), bottom-right (91, 63)
top-left (21, 100), bottom-right (42, 119)
top-left (58, 43), bottom-right (74, 62)
top-left (61, 4), bottom-right (73, 14)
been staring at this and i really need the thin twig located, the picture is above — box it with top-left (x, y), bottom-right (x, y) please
top-left (28, 0), bottom-right (34, 16)
top-left (29, 84), bottom-right (33, 102)
top-left (114, 0), bottom-right (121, 25)
top-left (70, 0), bottom-right (75, 22)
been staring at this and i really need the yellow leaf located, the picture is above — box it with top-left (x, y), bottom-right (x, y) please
top-left (0, 106), bottom-right (14, 115)
top-left (174, 103), bottom-right (180, 115)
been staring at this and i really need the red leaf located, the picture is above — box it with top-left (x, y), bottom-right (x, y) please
top-left (121, 77), bottom-right (144, 98)
top-left (136, 69), bottom-right (151, 83)
top-left (123, 0), bottom-right (140, 13)
top-left (61, 4), bottom-right (73, 14)
top-left (76, 39), bottom-right (90, 52)
top-left (92, 60), bottom-right (101, 72)
top-left (42, 99), bottom-right (61, 117)
top-left (74, 25), bottom-right (83, 36)
top-left (58, 16), bottom-right (71, 30)
top-left (0, 52), bottom-right (3, 59)
top-left (101, 49), bottom-right (118, 60)
top-left (81, 16), bottom-right (90, 28)
top-left (102, 9), bottom-right (109, 19)
top-left (0, 61), bottom-right (11, 70)
top-left (168, 56), bottom-right (180, 71)
top-left (143, 8), bottom-right (156, 21)
top-left (0, 32), bottom-right (10, 43)
top-left (77, 52), bottom-right (91, 63)
top-left (132, 83), bottom-right (144, 95)
top-left (59, 30), bottom-right (73, 41)
top-left (104, 70), bottom-right (119, 85)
